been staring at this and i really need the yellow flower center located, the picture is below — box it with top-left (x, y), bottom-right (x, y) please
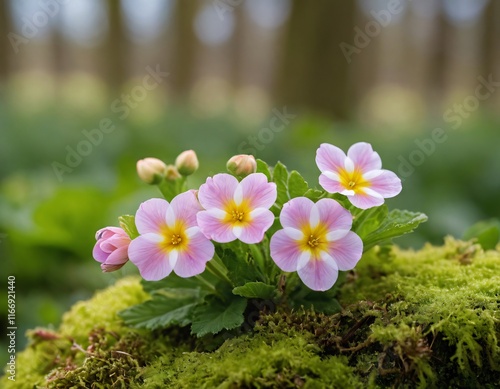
top-left (159, 222), bottom-right (189, 253)
top-left (224, 200), bottom-right (252, 226)
top-left (339, 168), bottom-right (369, 194)
top-left (299, 223), bottom-right (328, 257)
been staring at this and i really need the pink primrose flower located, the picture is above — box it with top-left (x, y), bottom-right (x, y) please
top-left (93, 227), bottom-right (131, 272)
top-left (128, 191), bottom-right (214, 281)
top-left (270, 197), bottom-right (363, 291)
top-left (197, 173), bottom-right (277, 244)
top-left (316, 142), bottom-right (402, 209)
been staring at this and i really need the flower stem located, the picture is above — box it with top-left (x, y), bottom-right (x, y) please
top-left (249, 243), bottom-right (268, 283)
top-left (195, 274), bottom-right (225, 300)
top-left (206, 253), bottom-right (234, 287)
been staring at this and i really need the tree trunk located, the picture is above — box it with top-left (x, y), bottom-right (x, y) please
top-left (274, 0), bottom-right (356, 120)
top-left (0, 0), bottom-right (12, 82)
top-left (106, 0), bottom-right (126, 94)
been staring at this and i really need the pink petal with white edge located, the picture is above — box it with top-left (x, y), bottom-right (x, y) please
top-left (327, 231), bottom-right (363, 271)
top-left (297, 253), bottom-right (339, 291)
top-left (135, 198), bottom-right (168, 234)
top-left (315, 143), bottom-right (346, 173)
top-left (347, 142), bottom-right (382, 172)
top-left (128, 234), bottom-right (172, 281)
top-left (279, 197), bottom-right (314, 229)
top-left (368, 170), bottom-right (402, 198)
top-left (169, 191), bottom-right (202, 228)
top-left (198, 174), bottom-right (238, 210)
top-left (270, 229), bottom-right (303, 272)
top-left (319, 173), bottom-right (344, 194)
top-left (237, 208), bottom-right (274, 244)
top-left (173, 230), bottom-right (214, 277)
top-left (197, 210), bottom-right (235, 243)
top-left (238, 173), bottom-right (277, 209)
top-left (349, 192), bottom-right (385, 209)
top-left (315, 198), bottom-right (353, 233)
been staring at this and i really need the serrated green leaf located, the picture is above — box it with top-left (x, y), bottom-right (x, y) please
top-left (256, 159), bottom-right (272, 181)
top-left (303, 188), bottom-right (324, 202)
top-left (119, 215), bottom-right (139, 239)
top-left (218, 248), bottom-right (260, 285)
top-left (352, 205), bottom-right (388, 239)
top-left (362, 209), bottom-right (428, 252)
top-left (463, 219), bottom-right (500, 250)
top-left (119, 288), bottom-right (206, 330)
top-left (191, 297), bottom-right (247, 337)
top-left (273, 162), bottom-right (290, 207)
top-left (232, 282), bottom-right (276, 299)
top-left (141, 272), bottom-right (217, 294)
top-left (288, 171), bottom-right (309, 198)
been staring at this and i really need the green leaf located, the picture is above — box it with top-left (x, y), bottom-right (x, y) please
top-left (272, 162), bottom-right (290, 207)
top-left (141, 273), bottom-right (217, 294)
top-left (303, 188), bottom-right (324, 202)
top-left (119, 288), bottom-right (206, 330)
top-left (288, 170), bottom-right (309, 198)
top-left (362, 209), bottom-right (428, 252)
top-left (218, 248), bottom-right (261, 286)
top-left (256, 159), bottom-right (272, 181)
top-left (118, 215), bottom-right (139, 239)
top-left (463, 219), bottom-right (500, 250)
top-left (351, 205), bottom-right (388, 239)
top-left (191, 297), bottom-right (247, 337)
top-left (232, 282), bottom-right (276, 299)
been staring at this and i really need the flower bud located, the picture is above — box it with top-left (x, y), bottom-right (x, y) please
top-left (136, 158), bottom-right (167, 185)
top-left (175, 150), bottom-right (199, 176)
top-left (93, 227), bottom-right (131, 272)
top-left (165, 165), bottom-right (181, 181)
top-left (226, 154), bottom-right (257, 177)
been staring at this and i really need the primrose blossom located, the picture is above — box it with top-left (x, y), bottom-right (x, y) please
top-left (270, 197), bottom-right (363, 291)
top-left (128, 191), bottom-right (214, 281)
top-left (197, 173), bottom-right (277, 244)
top-left (93, 227), bottom-right (131, 272)
top-left (316, 142), bottom-right (402, 209)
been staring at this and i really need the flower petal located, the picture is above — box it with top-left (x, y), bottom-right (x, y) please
top-left (319, 173), bottom-right (344, 194)
top-left (135, 198), bottom-right (168, 234)
top-left (315, 198), bottom-right (353, 232)
top-left (239, 173), bottom-right (277, 209)
top-left (170, 191), bottom-right (202, 228)
top-left (237, 208), bottom-right (275, 244)
top-left (347, 142), bottom-right (382, 172)
top-left (297, 253), bottom-right (339, 291)
top-left (198, 174), bottom-right (238, 210)
top-left (368, 170), bottom-right (402, 198)
top-left (197, 210), bottom-right (235, 243)
top-left (279, 197), bottom-right (314, 229)
top-left (270, 229), bottom-right (303, 272)
top-left (128, 234), bottom-right (172, 281)
top-left (105, 245), bottom-right (129, 265)
top-left (316, 143), bottom-right (346, 173)
top-left (92, 242), bottom-right (109, 263)
top-left (327, 231), bottom-right (363, 271)
top-left (348, 192), bottom-right (385, 209)
top-left (173, 232), bottom-right (214, 278)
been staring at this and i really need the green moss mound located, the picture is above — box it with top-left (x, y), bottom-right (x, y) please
top-left (3, 239), bottom-right (500, 388)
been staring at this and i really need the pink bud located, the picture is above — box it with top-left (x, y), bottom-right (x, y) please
top-left (175, 150), bottom-right (199, 176)
top-left (93, 227), bottom-right (131, 272)
top-left (226, 154), bottom-right (257, 177)
top-left (136, 158), bottom-right (167, 185)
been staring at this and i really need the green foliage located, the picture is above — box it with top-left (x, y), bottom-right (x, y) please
top-left (463, 219), bottom-right (500, 250)
top-left (232, 281), bottom-right (276, 299)
top-left (191, 297), bottom-right (247, 337)
top-left (119, 215), bottom-right (139, 239)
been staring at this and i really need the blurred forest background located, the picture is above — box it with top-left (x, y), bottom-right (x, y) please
top-left (1, 0), bottom-right (499, 364)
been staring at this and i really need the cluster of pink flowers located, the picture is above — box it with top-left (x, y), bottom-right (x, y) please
top-left (94, 143), bottom-right (401, 291)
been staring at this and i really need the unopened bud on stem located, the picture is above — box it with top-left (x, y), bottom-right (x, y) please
top-left (165, 165), bottom-right (182, 181)
top-left (175, 150), bottom-right (199, 176)
top-left (136, 157), bottom-right (167, 185)
top-left (226, 154), bottom-right (257, 177)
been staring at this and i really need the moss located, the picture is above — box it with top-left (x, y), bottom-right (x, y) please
top-left (3, 239), bottom-right (500, 388)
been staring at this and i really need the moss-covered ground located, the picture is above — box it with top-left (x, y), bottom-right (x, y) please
top-left (2, 238), bottom-right (499, 388)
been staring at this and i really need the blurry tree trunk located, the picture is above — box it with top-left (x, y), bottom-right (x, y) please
top-left (171, 0), bottom-right (200, 98)
top-left (229, 6), bottom-right (245, 88)
top-left (428, 7), bottom-right (452, 98)
top-left (106, 0), bottom-right (126, 94)
top-left (274, 0), bottom-right (356, 120)
top-left (0, 0), bottom-right (12, 81)
top-left (481, 0), bottom-right (500, 80)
